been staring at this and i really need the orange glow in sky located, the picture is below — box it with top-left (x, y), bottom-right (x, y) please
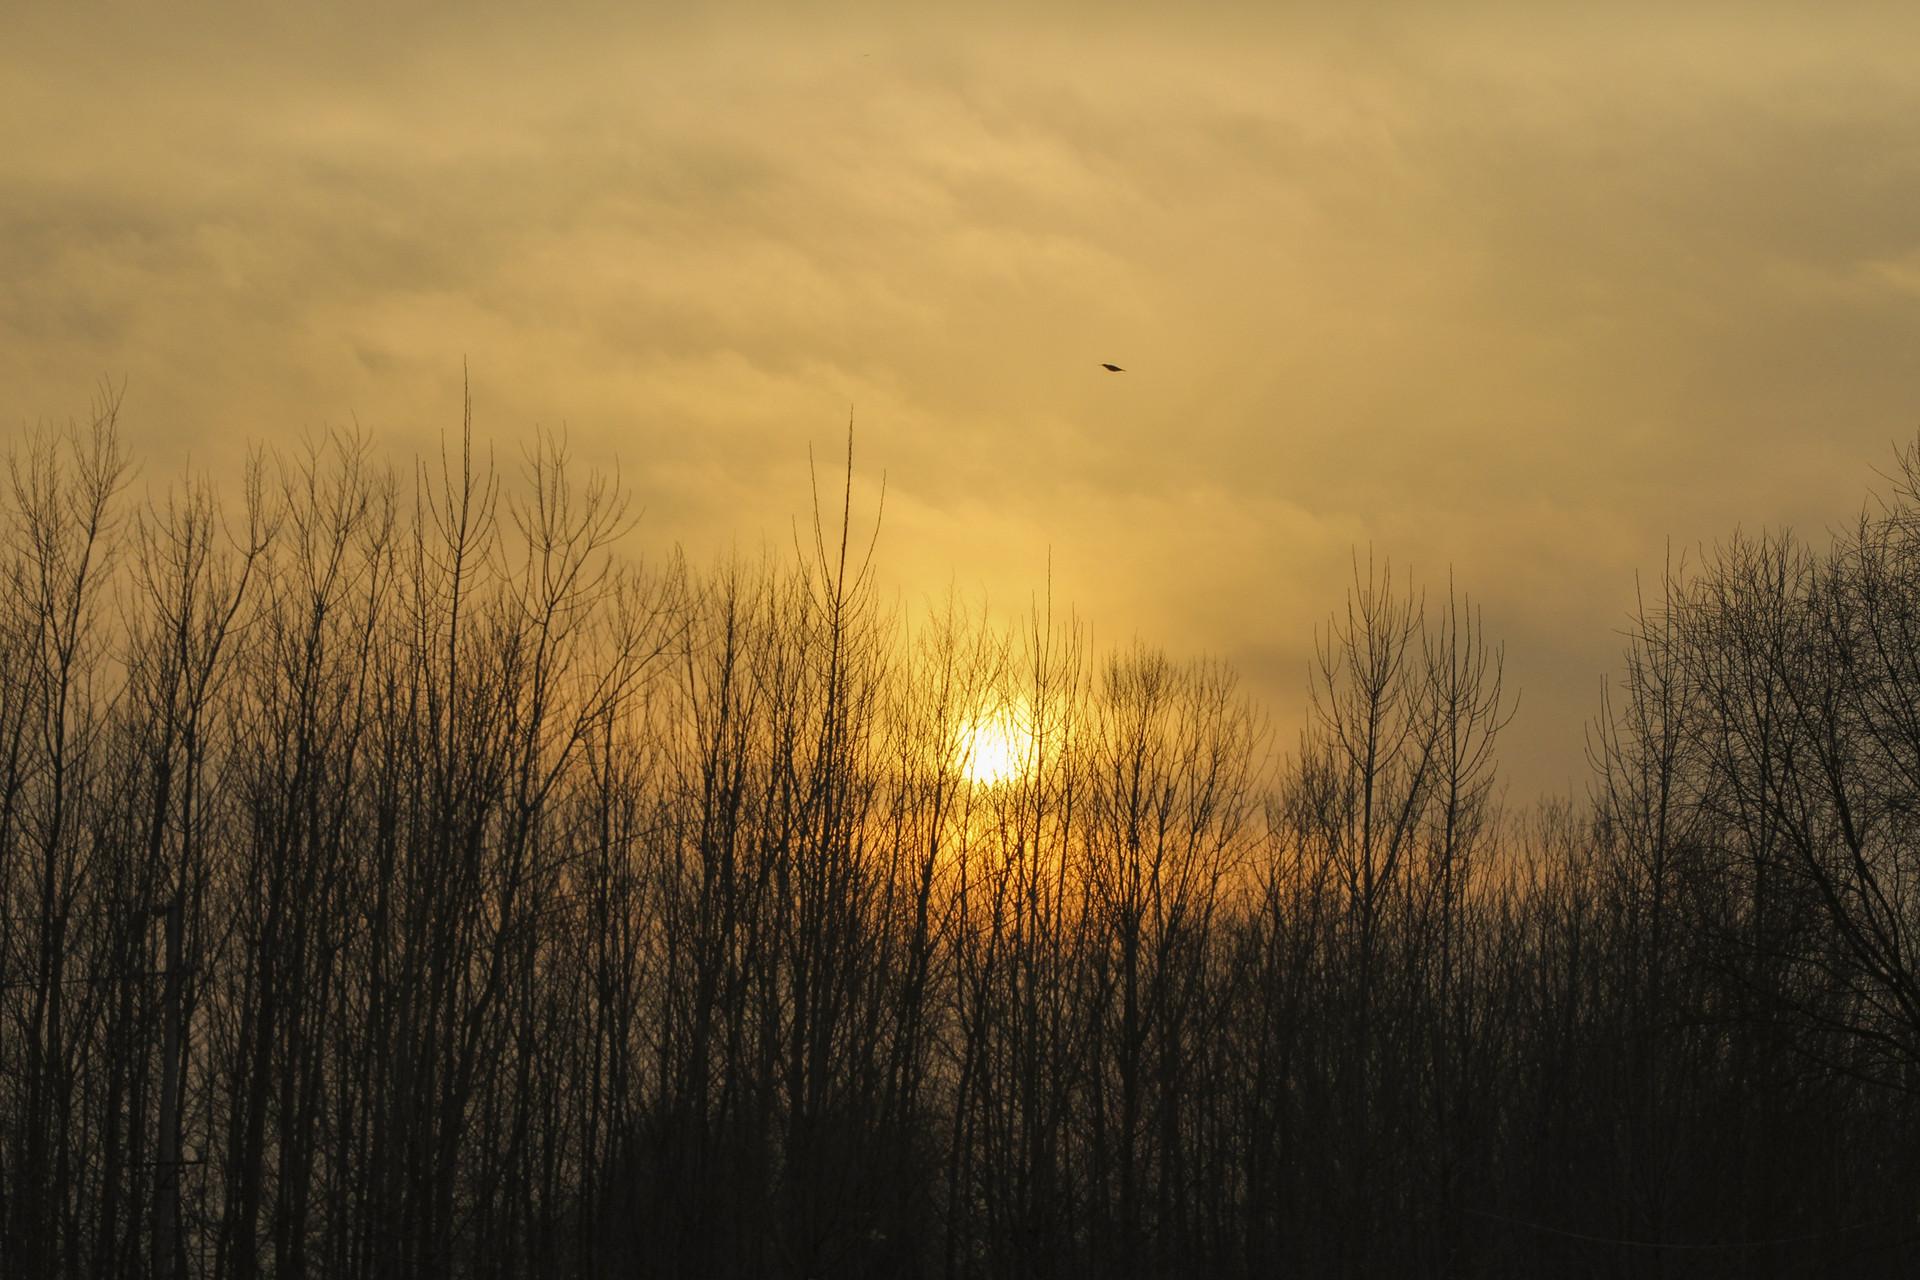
top-left (8, 5), bottom-right (1920, 797)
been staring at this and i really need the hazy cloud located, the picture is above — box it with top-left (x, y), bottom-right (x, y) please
top-left (6, 3), bottom-right (1920, 793)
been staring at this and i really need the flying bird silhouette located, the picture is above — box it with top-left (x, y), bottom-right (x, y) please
top-left (1101, 363), bottom-right (1125, 372)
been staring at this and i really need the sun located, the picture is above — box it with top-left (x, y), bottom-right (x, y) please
top-left (957, 703), bottom-right (1033, 786)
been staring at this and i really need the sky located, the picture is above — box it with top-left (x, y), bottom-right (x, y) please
top-left (6, 4), bottom-right (1920, 797)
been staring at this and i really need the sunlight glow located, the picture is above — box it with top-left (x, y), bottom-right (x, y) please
top-left (957, 703), bottom-right (1034, 787)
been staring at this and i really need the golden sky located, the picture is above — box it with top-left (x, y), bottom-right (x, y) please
top-left (7, 4), bottom-right (1920, 795)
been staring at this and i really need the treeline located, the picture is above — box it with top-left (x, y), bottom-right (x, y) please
top-left (4, 394), bottom-right (1920, 1278)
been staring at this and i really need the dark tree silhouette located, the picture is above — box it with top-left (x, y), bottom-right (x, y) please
top-left (4, 391), bottom-right (1920, 1278)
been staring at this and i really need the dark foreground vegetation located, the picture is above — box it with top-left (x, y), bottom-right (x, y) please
top-left (5, 392), bottom-right (1920, 1278)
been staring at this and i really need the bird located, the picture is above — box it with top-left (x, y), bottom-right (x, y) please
top-left (1101, 362), bottom-right (1125, 372)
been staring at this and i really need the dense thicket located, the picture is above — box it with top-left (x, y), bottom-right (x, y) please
top-left (4, 394), bottom-right (1920, 1278)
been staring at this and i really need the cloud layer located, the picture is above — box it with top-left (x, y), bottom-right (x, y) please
top-left (7, 5), bottom-right (1920, 794)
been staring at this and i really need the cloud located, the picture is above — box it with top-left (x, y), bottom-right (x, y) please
top-left (6, 4), bottom-right (1920, 793)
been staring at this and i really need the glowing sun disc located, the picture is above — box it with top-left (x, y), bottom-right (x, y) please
top-left (959, 707), bottom-right (1031, 786)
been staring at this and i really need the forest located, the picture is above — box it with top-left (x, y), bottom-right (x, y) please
top-left (5, 390), bottom-right (1920, 1279)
